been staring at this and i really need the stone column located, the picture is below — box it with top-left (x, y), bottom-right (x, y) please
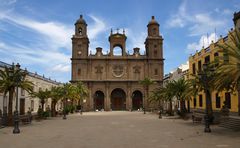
top-left (126, 82), bottom-right (131, 110)
top-left (88, 82), bottom-right (93, 111)
top-left (105, 82), bottom-right (110, 111)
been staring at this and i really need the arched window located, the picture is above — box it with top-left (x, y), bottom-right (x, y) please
top-left (154, 50), bottom-right (157, 57)
top-left (154, 69), bottom-right (158, 75)
top-left (77, 68), bottom-right (81, 76)
top-left (78, 28), bottom-right (82, 35)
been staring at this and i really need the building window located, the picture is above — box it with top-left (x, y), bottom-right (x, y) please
top-left (214, 52), bottom-right (219, 66)
top-left (198, 60), bottom-right (201, 72)
top-left (154, 50), bottom-right (157, 57)
top-left (193, 98), bottom-right (196, 107)
top-left (154, 69), bottom-right (158, 75)
top-left (192, 63), bottom-right (196, 75)
top-left (205, 55), bottom-right (210, 64)
top-left (31, 100), bottom-right (34, 111)
top-left (199, 95), bottom-right (203, 107)
top-left (77, 68), bottom-right (81, 76)
top-left (216, 93), bottom-right (221, 108)
top-left (225, 92), bottom-right (231, 109)
top-left (21, 88), bottom-right (25, 96)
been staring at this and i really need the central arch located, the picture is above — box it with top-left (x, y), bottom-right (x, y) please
top-left (113, 45), bottom-right (123, 56)
top-left (111, 88), bottom-right (126, 110)
top-left (94, 91), bottom-right (104, 111)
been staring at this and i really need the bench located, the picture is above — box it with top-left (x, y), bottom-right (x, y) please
top-left (192, 110), bottom-right (204, 124)
top-left (19, 114), bottom-right (32, 124)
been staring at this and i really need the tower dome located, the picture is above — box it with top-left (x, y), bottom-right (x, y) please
top-left (148, 16), bottom-right (159, 26)
top-left (75, 15), bottom-right (87, 25)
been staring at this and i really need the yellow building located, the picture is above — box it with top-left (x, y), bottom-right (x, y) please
top-left (189, 12), bottom-right (240, 116)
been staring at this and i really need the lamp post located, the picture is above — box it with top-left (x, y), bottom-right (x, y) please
top-left (13, 63), bottom-right (21, 134)
top-left (198, 63), bottom-right (213, 133)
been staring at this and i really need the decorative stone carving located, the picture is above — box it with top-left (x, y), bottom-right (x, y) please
top-left (112, 65), bottom-right (124, 77)
top-left (95, 65), bottom-right (103, 74)
top-left (133, 65), bottom-right (141, 74)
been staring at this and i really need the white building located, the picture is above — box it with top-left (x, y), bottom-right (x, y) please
top-left (163, 61), bottom-right (189, 112)
top-left (0, 61), bottom-right (62, 115)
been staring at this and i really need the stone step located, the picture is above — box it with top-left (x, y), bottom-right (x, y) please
top-left (219, 117), bottom-right (240, 131)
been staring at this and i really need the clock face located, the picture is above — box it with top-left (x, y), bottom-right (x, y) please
top-left (112, 65), bottom-right (125, 78)
top-left (78, 51), bottom-right (82, 55)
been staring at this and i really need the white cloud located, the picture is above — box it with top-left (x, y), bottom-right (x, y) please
top-left (52, 64), bottom-right (70, 72)
top-left (126, 28), bottom-right (146, 54)
top-left (223, 9), bottom-right (232, 15)
top-left (0, 0), bottom-right (17, 5)
top-left (0, 41), bottom-right (70, 64)
top-left (0, 11), bottom-right (108, 77)
top-left (186, 33), bottom-right (218, 54)
top-left (188, 13), bottom-right (225, 36)
top-left (88, 15), bottom-right (107, 40)
top-left (166, 1), bottom-right (189, 28)
top-left (1, 14), bottom-right (73, 49)
top-left (166, 1), bottom-right (228, 36)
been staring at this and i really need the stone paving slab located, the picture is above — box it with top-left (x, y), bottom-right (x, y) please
top-left (0, 111), bottom-right (240, 148)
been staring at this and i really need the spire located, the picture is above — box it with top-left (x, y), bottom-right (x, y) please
top-left (148, 16), bottom-right (159, 26)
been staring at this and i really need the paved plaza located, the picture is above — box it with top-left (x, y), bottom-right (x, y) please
top-left (0, 112), bottom-right (240, 148)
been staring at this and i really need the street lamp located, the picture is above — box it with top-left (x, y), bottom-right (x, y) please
top-left (13, 63), bottom-right (21, 134)
top-left (198, 63), bottom-right (213, 133)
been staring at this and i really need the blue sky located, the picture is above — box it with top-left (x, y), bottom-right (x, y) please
top-left (0, 0), bottom-right (239, 82)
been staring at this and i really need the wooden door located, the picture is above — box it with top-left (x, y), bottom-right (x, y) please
top-left (20, 99), bottom-right (25, 115)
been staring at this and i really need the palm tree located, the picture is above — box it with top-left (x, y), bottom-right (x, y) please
top-left (31, 89), bottom-right (50, 110)
top-left (171, 78), bottom-right (192, 113)
top-left (149, 88), bottom-right (162, 109)
top-left (149, 81), bottom-right (176, 115)
top-left (190, 64), bottom-right (216, 119)
top-left (75, 82), bottom-right (88, 106)
top-left (162, 81), bottom-right (175, 115)
top-left (214, 29), bottom-right (240, 115)
top-left (0, 64), bottom-right (33, 124)
top-left (139, 77), bottom-right (154, 110)
top-left (50, 86), bottom-right (63, 117)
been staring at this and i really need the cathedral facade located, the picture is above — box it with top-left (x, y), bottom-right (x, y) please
top-left (71, 15), bottom-right (164, 111)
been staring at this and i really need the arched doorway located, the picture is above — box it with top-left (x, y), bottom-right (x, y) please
top-left (132, 90), bottom-right (143, 110)
top-left (111, 88), bottom-right (126, 110)
top-left (94, 91), bottom-right (104, 111)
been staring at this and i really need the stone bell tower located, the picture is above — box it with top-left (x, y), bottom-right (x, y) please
top-left (72, 15), bottom-right (89, 59)
top-left (144, 16), bottom-right (164, 80)
top-left (71, 15), bottom-right (90, 80)
top-left (145, 16), bottom-right (163, 59)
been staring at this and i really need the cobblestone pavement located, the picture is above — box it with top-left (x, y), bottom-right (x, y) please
top-left (0, 111), bottom-right (240, 148)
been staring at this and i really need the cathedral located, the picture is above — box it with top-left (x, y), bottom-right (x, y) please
top-left (71, 15), bottom-right (164, 111)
